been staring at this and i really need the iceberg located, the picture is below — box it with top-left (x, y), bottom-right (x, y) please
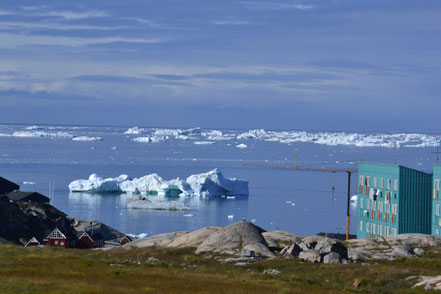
top-left (186, 168), bottom-right (249, 197)
top-left (236, 143), bottom-right (247, 148)
top-left (12, 131), bottom-right (74, 139)
top-left (124, 127), bottom-right (144, 134)
top-left (69, 169), bottom-right (249, 197)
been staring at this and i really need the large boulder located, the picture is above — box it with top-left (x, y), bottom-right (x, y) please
top-left (298, 235), bottom-right (348, 260)
top-left (126, 231), bottom-right (188, 248)
top-left (299, 250), bottom-right (321, 263)
top-left (195, 222), bottom-right (275, 258)
top-left (262, 230), bottom-right (300, 249)
top-left (167, 227), bottom-right (221, 248)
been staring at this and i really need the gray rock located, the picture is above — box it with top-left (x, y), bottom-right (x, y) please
top-left (126, 231), bottom-right (188, 248)
top-left (166, 227), bottom-right (220, 248)
top-left (323, 252), bottom-right (341, 264)
top-left (414, 248), bottom-right (425, 256)
top-left (195, 221), bottom-right (275, 258)
top-left (314, 237), bottom-right (348, 259)
top-left (299, 250), bottom-right (321, 263)
top-left (281, 243), bottom-right (301, 258)
top-left (262, 230), bottom-right (300, 249)
top-left (391, 245), bottom-right (413, 258)
top-left (385, 234), bottom-right (441, 248)
top-left (263, 269), bottom-right (280, 275)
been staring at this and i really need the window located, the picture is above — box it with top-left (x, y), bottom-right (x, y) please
top-left (367, 199), bottom-right (370, 209)
top-left (366, 222), bottom-right (370, 232)
top-left (437, 204), bottom-right (440, 216)
top-left (366, 176), bottom-right (371, 187)
top-left (54, 241), bottom-right (59, 245)
top-left (436, 179), bottom-right (441, 191)
top-left (380, 178), bottom-right (384, 188)
top-left (360, 221), bottom-right (363, 232)
top-left (436, 229), bottom-right (439, 237)
top-left (60, 242), bottom-right (64, 246)
top-left (360, 198), bottom-right (363, 209)
top-left (394, 180), bottom-right (398, 191)
top-left (387, 178), bottom-right (391, 190)
top-left (379, 225), bottom-right (383, 236)
top-left (360, 175), bottom-right (364, 185)
top-left (372, 223), bottom-right (376, 234)
top-left (374, 177), bottom-right (377, 188)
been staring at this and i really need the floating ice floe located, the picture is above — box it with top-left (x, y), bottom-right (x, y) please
top-left (351, 195), bottom-right (358, 202)
top-left (72, 136), bottom-right (103, 141)
top-left (124, 127), bottom-right (144, 135)
top-left (68, 168), bottom-right (249, 197)
top-left (132, 136), bottom-right (168, 143)
top-left (127, 198), bottom-right (189, 210)
top-left (23, 181), bottom-right (36, 185)
top-left (12, 131), bottom-right (74, 139)
top-left (235, 129), bottom-right (441, 148)
top-left (227, 215), bottom-right (234, 219)
top-left (193, 141), bottom-right (215, 145)
top-left (183, 214), bottom-right (193, 217)
top-left (236, 143), bottom-right (247, 149)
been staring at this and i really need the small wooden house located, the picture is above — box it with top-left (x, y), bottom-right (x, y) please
top-left (44, 228), bottom-right (76, 248)
top-left (0, 177), bottom-right (19, 194)
top-left (7, 191), bottom-right (49, 203)
top-left (25, 237), bottom-right (41, 247)
top-left (118, 236), bottom-right (133, 246)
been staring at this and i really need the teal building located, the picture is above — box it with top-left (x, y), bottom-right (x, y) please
top-left (432, 165), bottom-right (441, 236)
top-left (357, 163), bottom-right (432, 239)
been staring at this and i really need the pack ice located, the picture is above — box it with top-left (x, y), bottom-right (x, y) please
top-left (68, 169), bottom-right (249, 197)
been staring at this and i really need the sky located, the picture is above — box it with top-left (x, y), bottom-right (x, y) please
top-left (0, 0), bottom-right (440, 132)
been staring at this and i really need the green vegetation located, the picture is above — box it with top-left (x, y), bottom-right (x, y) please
top-left (0, 245), bottom-right (441, 293)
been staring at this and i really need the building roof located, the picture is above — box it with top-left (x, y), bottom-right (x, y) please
top-left (6, 191), bottom-right (50, 203)
top-left (359, 162), bottom-right (432, 175)
top-left (0, 177), bottom-right (19, 194)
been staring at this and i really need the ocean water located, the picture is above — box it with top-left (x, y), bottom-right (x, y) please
top-left (0, 124), bottom-right (438, 237)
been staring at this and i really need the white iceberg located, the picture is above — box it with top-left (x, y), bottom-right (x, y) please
top-left (236, 143), bottom-right (247, 149)
top-left (351, 195), bottom-right (358, 202)
top-left (12, 131), bottom-right (74, 139)
top-left (72, 136), bottom-right (103, 141)
top-left (124, 127), bottom-right (144, 134)
top-left (69, 169), bottom-right (249, 197)
top-left (186, 168), bottom-right (249, 197)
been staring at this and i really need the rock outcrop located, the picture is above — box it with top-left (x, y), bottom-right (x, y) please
top-left (195, 222), bottom-right (275, 258)
top-left (346, 234), bottom-right (441, 260)
top-left (0, 197), bottom-right (123, 246)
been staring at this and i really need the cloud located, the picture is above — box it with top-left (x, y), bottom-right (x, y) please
top-left (212, 20), bottom-right (250, 25)
top-left (241, 1), bottom-right (313, 10)
top-left (37, 10), bottom-right (109, 20)
top-left (0, 21), bottom-right (130, 31)
top-left (0, 33), bottom-right (168, 48)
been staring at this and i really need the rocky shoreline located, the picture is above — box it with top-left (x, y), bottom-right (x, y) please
top-left (124, 221), bottom-right (441, 265)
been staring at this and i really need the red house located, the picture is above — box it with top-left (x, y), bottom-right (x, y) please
top-left (119, 236), bottom-right (133, 246)
top-left (76, 232), bottom-right (105, 249)
top-left (44, 228), bottom-right (76, 248)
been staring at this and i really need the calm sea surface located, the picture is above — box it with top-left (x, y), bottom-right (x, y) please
top-left (0, 124), bottom-right (437, 237)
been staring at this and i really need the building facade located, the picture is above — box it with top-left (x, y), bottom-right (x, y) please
top-left (433, 165), bottom-right (441, 236)
top-left (357, 163), bottom-right (432, 239)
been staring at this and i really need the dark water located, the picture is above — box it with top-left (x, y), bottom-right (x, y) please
top-left (0, 124), bottom-right (437, 237)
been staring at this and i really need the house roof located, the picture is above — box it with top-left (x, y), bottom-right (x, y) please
top-left (0, 177), bottom-right (19, 194)
top-left (7, 191), bottom-right (50, 202)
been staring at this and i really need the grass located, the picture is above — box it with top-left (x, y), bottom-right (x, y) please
top-left (1, 245), bottom-right (441, 293)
